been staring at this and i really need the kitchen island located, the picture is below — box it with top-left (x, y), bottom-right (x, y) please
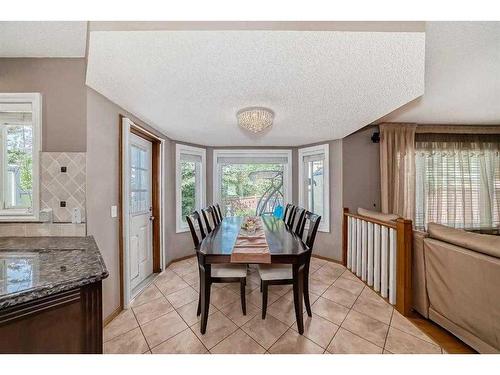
top-left (0, 236), bottom-right (108, 354)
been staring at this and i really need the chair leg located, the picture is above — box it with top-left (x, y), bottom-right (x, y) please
top-left (260, 280), bottom-right (262, 292)
top-left (261, 281), bottom-right (268, 319)
top-left (240, 278), bottom-right (246, 315)
top-left (196, 293), bottom-right (201, 316)
top-left (304, 273), bottom-right (312, 317)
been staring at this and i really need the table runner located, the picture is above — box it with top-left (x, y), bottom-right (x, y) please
top-left (230, 217), bottom-right (271, 264)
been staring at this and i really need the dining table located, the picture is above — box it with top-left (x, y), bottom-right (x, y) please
top-left (197, 215), bottom-right (310, 335)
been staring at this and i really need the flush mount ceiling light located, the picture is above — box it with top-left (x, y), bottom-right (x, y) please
top-left (237, 107), bottom-right (274, 133)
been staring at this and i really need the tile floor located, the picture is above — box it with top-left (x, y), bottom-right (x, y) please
top-left (103, 256), bottom-right (444, 354)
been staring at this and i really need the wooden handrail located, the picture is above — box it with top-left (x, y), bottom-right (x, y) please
top-left (342, 207), bottom-right (413, 317)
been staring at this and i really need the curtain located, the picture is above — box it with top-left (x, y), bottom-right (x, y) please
top-left (415, 133), bottom-right (500, 230)
top-left (380, 123), bottom-right (417, 219)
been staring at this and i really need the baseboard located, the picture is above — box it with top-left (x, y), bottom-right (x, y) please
top-left (103, 306), bottom-right (122, 327)
top-left (312, 254), bottom-right (343, 265)
top-left (165, 253), bottom-right (196, 269)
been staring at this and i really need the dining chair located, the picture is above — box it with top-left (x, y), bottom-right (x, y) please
top-left (291, 207), bottom-right (306, 236)
top-left (215, 203), bottom-right (223, 222)
top-left (210, 205), bottom-right (221, 226)
top-left (258, 212), bottom-right (321, 319)
top-left (285, 204), bottom-right (297, 228)
top-left (186, 212), bottom-right (248, 316)
top-left (201, 206), bottom-right (216, 233)
top-left (283, 203), bottom-right (292, 222)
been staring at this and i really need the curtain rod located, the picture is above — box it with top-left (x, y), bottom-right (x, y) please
top-left (416, 125), bottom-right (500, 134)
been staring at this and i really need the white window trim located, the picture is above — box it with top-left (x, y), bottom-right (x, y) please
top-left (298, 144), bottom-right (330, 232)
top-left (0, 93), bottom-right (41, 222)
top-left (212, 149), bottom-right (293, 212)
top-left (175, 144), bottom-right (206, 233)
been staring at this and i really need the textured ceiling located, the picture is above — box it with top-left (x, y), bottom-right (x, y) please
top-left (0, 22), bottom-right (87, 58)
top-left (86, 30), bottom-right (425, 145)
top-left (380, 22), bottom-right (500, 124)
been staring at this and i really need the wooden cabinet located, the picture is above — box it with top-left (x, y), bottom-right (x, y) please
top-left (0, 281), bottom-right (103, 354)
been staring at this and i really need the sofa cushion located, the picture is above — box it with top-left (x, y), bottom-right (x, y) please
top-left (357, 208), bottom-right (399, 222)
top-left (427, 223), bottom-right (500, 259)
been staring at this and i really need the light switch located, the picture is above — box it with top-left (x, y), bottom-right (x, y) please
top-left (111, 205), bottom-right (118, 218)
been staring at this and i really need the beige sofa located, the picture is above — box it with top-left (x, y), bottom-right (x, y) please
top-left (413, 223), bottom-right (500, 353)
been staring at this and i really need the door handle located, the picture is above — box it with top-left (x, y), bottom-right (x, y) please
top-left (149, 216), bottom-right (155, 221)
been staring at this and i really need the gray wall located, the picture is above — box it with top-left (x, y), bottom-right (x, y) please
top-left (0, 58), bottom-right (87, 152)
top-left (342, 126), bottom-right (381, 213)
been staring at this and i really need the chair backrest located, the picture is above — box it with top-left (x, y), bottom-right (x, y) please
top-left (186, 211), bottom-right (205, 249)
top-left (283, 203), bottom-right (291, 221)
top-left (210, 205), bottom-right (221, 226)
top-left (286, 204), bottom-right (296, 227)
top-left (302, 212), bottom-right (322, 250)
top-left (201, 206), bottom-right (215, 233)
top-left (215, 203), bottom-right (223, 221)
top-left (293, 207), bottom-right (306, 236)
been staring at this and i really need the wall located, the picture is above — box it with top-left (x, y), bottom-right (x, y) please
top-left (342, 126), bottom-right (381, 214)
top-left (0, 58), bottom-right (87, 152)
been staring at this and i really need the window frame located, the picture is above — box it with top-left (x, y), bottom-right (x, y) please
top-left (0, 93), bottom-right (41, 222)
top-left (212, 149), bottom-right (293, 216)
top-left (298, 144), bottom-right (330, 232)
top-left (175, 143), bottom-right (206, 233)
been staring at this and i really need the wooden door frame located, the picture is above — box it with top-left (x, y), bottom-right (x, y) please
top-left (119, 115), bottom-right (163, 309)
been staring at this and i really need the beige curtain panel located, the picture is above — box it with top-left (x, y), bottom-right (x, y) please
top-left (379, 123), bottom-right (417, 219)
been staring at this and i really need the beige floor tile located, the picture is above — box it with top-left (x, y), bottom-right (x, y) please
top-left (309, 277), bottom-right (332, 295)
top-left (269, 328), bottom-right (324, 354)
top-left (210, 329), bottom-right (266, 354)
top-left (170, 260), bottom-right (199, 276)
top-left (310, 257), bottom-right (327, 269)
top-left (224, 280), bottom-right (259, 295)
top-left (103, 309), bottom-right (139, 342)
top-left (181, 270), bottom-right (199, 286)
top-left (321, 261), bottom-right (346, 272)
top-left (267, 295), bottom-right (300, 325)
top-left (352, 287), bottom-right (393, 324)
top-left (166, 286), bottom-right (199, 309)
top-left (247, 288), bottom-right (280, 308)
top-left (220, 300), bottom-right (260, 326)
top-left (155, 274), bottom-right (190, 295)
top-left (311, 297), bottom-right (350, 325)
top-left (154, 269), bottom-right (179, 284)
top-left (176, 299), bottom-right (217, 326)
top-left (291, 313), bottom-right (339, 349)
top-left (341, 310), bottom-right (389, 348)
top-left (103, 327), bottom-right (149, 354)
top-left (241, 314), bottom-right (290, 350)
top-left (267, 284), bottom-right (293, 297)
top-left (390, 310), bottom-right (435, 344)
top-left (141, 310), bottom-right (188, 348)
top-left (338, 270), bottom-right (359, 282)
top-left (151, 328), bottom-right (207, 354)
top-left (311, 266), bottom-right (344, 284)
top-left (385, 327), bottom-right (441, 354)
top-left (130, 283), bottom-right (164, 308)
top-left (322, 285), bottom-right (359, 308)
top-left (132, 297), bottom-right (174, 325)
top-left (333, 277), bottom-right (365, 295)
top-left (327, 328), bottom-right (383, 354)
top-left (192, 311), bottom-right (239, 349)
top-left (210, 287), bottom-right (240, 309)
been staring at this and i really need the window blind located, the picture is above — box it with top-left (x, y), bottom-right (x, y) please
top-left (180, 153), bottom-right (202, 163)
top-left (216, 156), bottom-right (288, 164)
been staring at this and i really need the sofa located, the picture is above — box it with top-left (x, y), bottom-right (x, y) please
top-left (412, 223), bottom-right (500, 353)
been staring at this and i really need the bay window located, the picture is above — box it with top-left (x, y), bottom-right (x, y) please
top-left (298, 144), bottom-right (329, 232)
top-left (0, 93), bottom-right (41, 221)
top-left (175, 144), bottom-right (206, 232)
top-left (213, 150), bottom-right (292, 217)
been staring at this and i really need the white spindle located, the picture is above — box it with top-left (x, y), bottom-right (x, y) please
top-left (361, 220), bottom-right (368, 281)
top-left (350, 218), bottom-right (356, 271)
top-left (380, 226), bottom-right (389, 298)
top-left (356, 219), bottom-right (362, 277)
top-left (367, 222), bottom-right (374, 286)
top-left (389, 228), bottom-right (397, 305)
top-left (347, 217), bottom-right (352, 269)
top-left (373, 224), bottom-right (381, 292)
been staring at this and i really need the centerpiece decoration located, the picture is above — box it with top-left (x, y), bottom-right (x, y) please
top-left (241, 216), bottom-right (259, 235)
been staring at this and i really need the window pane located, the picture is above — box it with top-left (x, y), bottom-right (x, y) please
top-left (220, 163), bottom-right (284, 217)
top-left (311, 160), bottom-right (324, 216)
top-left (181, 160), bottom-right (197, 222)
top-left (4, 125), bottom-right (33, 210)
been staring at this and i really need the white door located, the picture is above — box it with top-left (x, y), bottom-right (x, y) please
top-left (129, 133), bottom-right (154, 291)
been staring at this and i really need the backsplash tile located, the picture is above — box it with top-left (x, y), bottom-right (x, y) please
top-left (41, 152), bottom-right (86, 223)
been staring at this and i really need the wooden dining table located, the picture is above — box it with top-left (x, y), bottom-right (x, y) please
top-left (197, 215), bottom-right (309, 335)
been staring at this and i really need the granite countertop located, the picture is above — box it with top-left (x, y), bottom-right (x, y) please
top-left (0, 236), bottom-right (108, 310)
